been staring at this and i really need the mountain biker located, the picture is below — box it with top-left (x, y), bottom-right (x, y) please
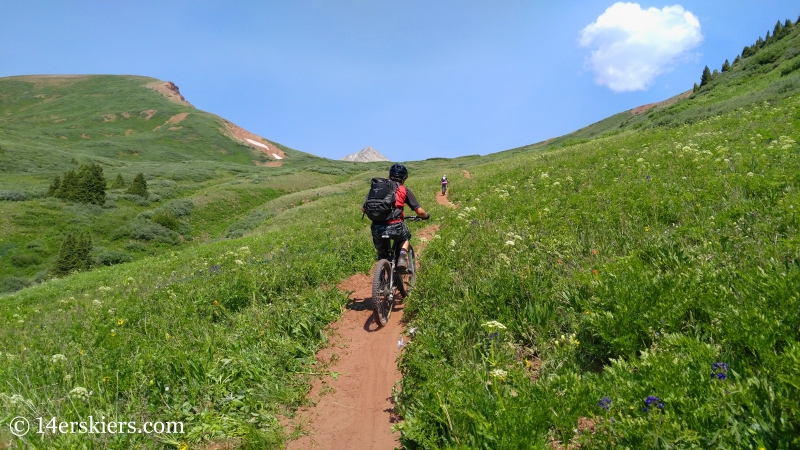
top-left (364, 164), bottom-right (429, 272)
top-left (441, 175), bottom-right (448, 195)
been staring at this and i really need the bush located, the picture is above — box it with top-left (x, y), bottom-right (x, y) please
top-left (0, 190), bottom-right (26, 201)
top-left (0, 276), bottom-right (31, 293)
top-left (94, 250), bottom-right (133, 266)
top-left (152, 210), bottom-right (181, 232)
top-left (115, 218), bottom-right (179, 244)
top-left (10, 253), bottom-right (42, 268)
top-left (161, 199), bottom-right (193, 217)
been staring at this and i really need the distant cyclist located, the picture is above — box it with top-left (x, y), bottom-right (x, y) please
top-left (441, 175), bottom-right (449, 195)
top-left (362, 164), bottom-right (429, 272)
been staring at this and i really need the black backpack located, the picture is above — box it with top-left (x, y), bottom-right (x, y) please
top-left (362, 178), bottom-right (397, 222)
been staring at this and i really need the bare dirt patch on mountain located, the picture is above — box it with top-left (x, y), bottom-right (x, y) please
top-left (145, 81), bottom-right (195, 107)
top-left (631, 89), bottom-right (692, 115)
top-left (153, 113), bottom-right (190, 132)
top-left (224, 122), bottom-right (287, 160)
top-left (141, 109), bottom-right (157, 120)
top-left (287, 225), bottom-right (439, 449)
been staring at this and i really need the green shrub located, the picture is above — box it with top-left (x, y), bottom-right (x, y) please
top-left (781, 56), bottom-right (800, 76)
top-left (110, 174), bottom-right (126, 189)
top-left (115, 218), bottom-right (179, 244)
top-left (94, 250), bottom-right (133, 266)
top-left (0, 276), bottom-right (31, 293)
top-left (152, 210), bottom-right (181, 232)
top-left (10, 253), bottom-right (41, 268)
top-left (0, 190), bottom-right (26, 201)
top-left (161, 199), bottom-right (193, 217)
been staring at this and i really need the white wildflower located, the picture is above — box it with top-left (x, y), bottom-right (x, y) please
top-left (51, 354), bottom-right (67, 364)
top-left (69, 386), bottom-right (90, 402)
top-left (489, 369), bottom-right (508, 380)
top-left (540, 172), bottom-right (549, 179)
top-left (746, 172), bottom-right (754, 177)
top-left (92, 299), bottom-right (102, 308)
top-left (482, 320), bottom-right (507, 332)
top-left (505, 240), bottom-right (515, 246)
top-left (235, 259), bottom-right (244, 265)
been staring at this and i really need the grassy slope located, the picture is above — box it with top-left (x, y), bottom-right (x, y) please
top-left (0, 75), bottom-right (386, 292)
top-left (1, 19), bottom-right (800, 450)
top-left (396, 22), bottom-right (800, 449)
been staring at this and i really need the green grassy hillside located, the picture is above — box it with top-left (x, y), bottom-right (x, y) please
top-left (1, 17), bottom-right (800, 450)
top-left (0, 75), bottom-right (389, 293)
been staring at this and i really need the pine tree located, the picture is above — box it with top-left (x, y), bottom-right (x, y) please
top-left (52, 232), bottom-right (93, 276)
top-left (722, 59), bottom-right (731, 72)
top-left (46, 175), bottom-right (61, 197)
top-left (700, 66), bottom-right (712, 86)
top-left (734, 55), bottom-right (741, 65)
top-left (81, 163), bottom-right (106, 205)
top-left (764, 31), bottom-right (771, 44)
top-left (127, 173), bottom-right (148, 197)
top-left (693, 82), bottom-right (699, 93)
top-left (774, 20), bottom-right (783, 38)
top-left (56, 169), bottom-right (78, 200)
top-left (111, 174), bottom-right (127, 189)
top-left (756, 36), bottom-right (765, 48)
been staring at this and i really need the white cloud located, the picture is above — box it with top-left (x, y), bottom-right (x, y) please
top-left (579, 2), bottom-right (703, 92)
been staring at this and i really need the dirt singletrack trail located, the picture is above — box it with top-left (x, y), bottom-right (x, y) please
top-left (287, 225), bottom-right (440, 450)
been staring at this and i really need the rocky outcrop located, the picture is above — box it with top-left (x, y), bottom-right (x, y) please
top-left (341, 146), bottom-right (389, 162)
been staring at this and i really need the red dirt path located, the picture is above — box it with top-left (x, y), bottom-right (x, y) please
top-left (287, 225), bottom-right (439, 450)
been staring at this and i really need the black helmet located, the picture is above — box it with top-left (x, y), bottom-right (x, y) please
top-left (389, 163), bottom-right (408, 182)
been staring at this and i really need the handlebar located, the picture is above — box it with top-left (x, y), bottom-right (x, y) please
top-left (407, 215), bottom-right (430, 222)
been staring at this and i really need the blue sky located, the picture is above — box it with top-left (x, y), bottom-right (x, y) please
top-left (1, 1), bottom-right (798, 161)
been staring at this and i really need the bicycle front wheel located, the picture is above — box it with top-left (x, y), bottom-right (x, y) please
top-left (397, 246), bottom-right (416, 298)
top-left (371, 259), bottom-right (393, 327)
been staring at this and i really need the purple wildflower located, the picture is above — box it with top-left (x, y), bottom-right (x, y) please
top-left (711, 362), bottom-right (729, 380)
top-left (598, 396), bottom-right (612, 410)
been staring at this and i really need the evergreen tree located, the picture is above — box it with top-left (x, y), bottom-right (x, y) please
top-left (78, 163), bottom-right (106, 205)
top-left (742, 45), bottom-right (755, 58)
top-left (56, 169), bottom-right (78, 200)
top-left (127, 173), bottom-right (148, 197)
top-left (722, 59), bottom-right (731, 72)
top-left (787, 19), bottom-right (794, 29)
top-left (764, 31), bottom-right (771, 44)
top-left (46, 175), bottom-right (61, 197)
top-left (693, 82), bottom-right (699, 93)
top-left (111, 174), bottom-right (127, 189)
top-left (756, 36), bottom-right (765, 48)
top-left (734, 55), bottom-right (741, 65)
top-left (774, 20), bottom-right (783, 38)
top-left (700, 66), bottom-right (712, 86)
top-left (52, 232), bottom-right (93, 276)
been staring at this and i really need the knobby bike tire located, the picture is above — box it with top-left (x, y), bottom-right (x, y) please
top-left (396, 246), bottom-right (416, 298)
top-left (371, 259), bottom-right (393, 327)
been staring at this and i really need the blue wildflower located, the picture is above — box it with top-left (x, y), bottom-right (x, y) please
top-left (598, 396), bottom-right (612, 410)
top-left (643, 396), bottom-right (663, 411)
top-left (711, 362), bottom-right (729, 380)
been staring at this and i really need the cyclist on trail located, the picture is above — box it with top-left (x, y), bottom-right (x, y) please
top-left (363, 164), bottom-right (429, 272)
top-left (441, 175), bottom-right (448, 195)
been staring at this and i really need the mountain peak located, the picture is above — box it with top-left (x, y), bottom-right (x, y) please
top-left (341, 146), bottom-right (389, 162)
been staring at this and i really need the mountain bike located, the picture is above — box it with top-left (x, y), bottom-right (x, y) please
top-left (371, 217), bottom-right (423, 327)
top-left (441, 182), bottom-right (448, 196)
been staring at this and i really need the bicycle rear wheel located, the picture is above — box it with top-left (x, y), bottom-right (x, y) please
top-left (396, 246), bottom-right (416, 298)
top-left (371, 259), bottom-right (393, 327)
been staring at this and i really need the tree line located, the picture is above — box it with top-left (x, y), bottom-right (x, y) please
top-left (694, 17), bottom-right (799, 93)
top-left (46, 164), bottom-right (148, 204)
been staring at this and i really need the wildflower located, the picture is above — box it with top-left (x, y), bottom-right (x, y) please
top-left (102, 376), bottom-right (111, 383)
top-left (92, 299), bottom-right (102, 307)
top-left (505, 240), bottom-right (515, 246)
top-left (552, 181), bottom-right (561, 187)
top-left (489, 369), bottom-right (508, 380)
top-left (591, 249), bottom-right (597, 256)
top-left (540, 172), bottom-right (549, 179)
top-left (598, 396), bottom-right (612, 410)
top-left (644, 227), bottom-right (650, 232)
top-left (213, 300), bottom-right (219, 306)
top-left (482, 321), bottom-right (507, 332)
top-left (110, 329), bottom-right (116, 337)
top-left (397, 338), bottom-right (405, 349)
top-left (69, 387), bottom-right (90, 402)
top-left (51, 354), bottom-right (67, 364)
top-left (235, 259), bottom-right (244, 265)
top-left (117, 319), bottom-right (124, 325)
top-left (711, 362), bottom-right (729, 380)
top-left (592, 269), bottom-right (598, 275)
top-left (643, 395), bottom-right (664, 412)
top-left (746, 172), bottom-right (754, 177)
top-left (409, 327), bottom-right (417, 336)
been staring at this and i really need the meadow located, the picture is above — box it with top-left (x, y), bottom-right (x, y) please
top-left (2, 18), bottom-right (800, 450)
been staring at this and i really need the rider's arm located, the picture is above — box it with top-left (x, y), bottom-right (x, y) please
top-left (414, 206), bottom-right (430, 219)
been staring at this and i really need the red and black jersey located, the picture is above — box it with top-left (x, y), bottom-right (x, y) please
top-left (388, 185), bottom-right (420, 224)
